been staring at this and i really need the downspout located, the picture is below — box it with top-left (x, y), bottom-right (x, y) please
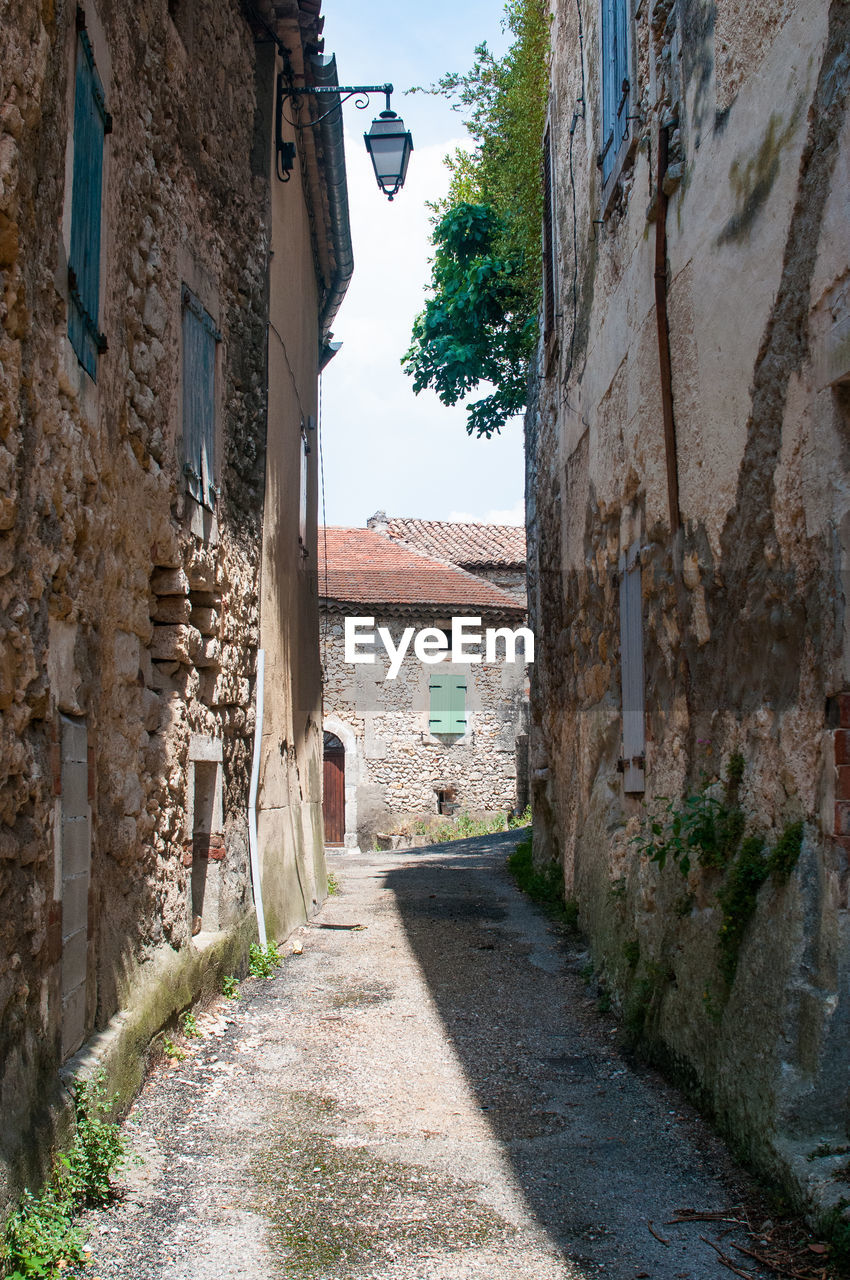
top-left (309, 53), bottom-right (354, 370)
top-left (654, 119), bottom-right (682, 536)
top-left (248, 648), bottom-right (268, 950)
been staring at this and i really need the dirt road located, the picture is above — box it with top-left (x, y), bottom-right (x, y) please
top-left (84, 832), bottom-right (769, 1279)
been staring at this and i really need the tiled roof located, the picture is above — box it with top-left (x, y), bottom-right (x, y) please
top-left (319, 527), bottom-right (525, 611)
top-left (373, 516), bottom-right (526, 569)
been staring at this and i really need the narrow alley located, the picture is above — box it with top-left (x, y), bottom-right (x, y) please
top-left (83, 833), bottom-right (783, 1280)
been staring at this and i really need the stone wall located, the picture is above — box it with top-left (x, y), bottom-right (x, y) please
top-left (0, 0), bottom-right (328, 1201)
top-left (322, 608), bottom-right (530, 848)
top-left (529, 0), bottom-right (850, 1218)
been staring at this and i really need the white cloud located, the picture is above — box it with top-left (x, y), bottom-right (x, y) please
top-left (448, 499), bottom-right (526, 527)
top-left (320, 131), bottom-right (525, 528)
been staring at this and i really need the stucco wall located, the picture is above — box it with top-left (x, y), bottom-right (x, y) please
top-left (321, 608), bottom-right (530, 848)
top-left (529, 0), bottom-right (850, 1217)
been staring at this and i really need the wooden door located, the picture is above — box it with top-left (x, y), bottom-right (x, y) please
top-left (323, 733), bottom-right (345, 845)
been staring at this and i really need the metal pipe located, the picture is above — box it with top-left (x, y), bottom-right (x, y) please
top-left (654, 122), bottom-right (681, 536)
top-left (309, 54), bottom-right (355, 363)
top-left (248, 649), bottom-right (268, 950)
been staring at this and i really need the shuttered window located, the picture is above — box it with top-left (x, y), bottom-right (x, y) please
top-left (542, 126), bottom-right (556, 338)
top-left (181, 285), bottom-right (220, 509)
top-left (619, 542), bottom-right (645, 793)
top-left (600, 0), bottom-right (630, 183)
top-left (68, 27), bottom-right (110, 379)
top-left (429, 674), bottom-right (467, 735)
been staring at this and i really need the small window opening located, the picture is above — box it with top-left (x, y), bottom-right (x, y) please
top-left (436, 786), bottom-right (457, 816)
top-left (191, 760), bottom-right (219, 933)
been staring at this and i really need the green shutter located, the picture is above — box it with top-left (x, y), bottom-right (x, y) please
top-left (68, 29), bottom-right (110, 378)
top-left (429, 674), bottom-right (467, 735)
top-left (181, 286), bottom-right (220, 509)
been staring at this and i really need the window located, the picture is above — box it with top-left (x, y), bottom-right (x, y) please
top-left (599, 0), bottom-right (630, 185)
top-left (68, 21), bottom-right (111, 379)
top-left (429, 674), bottom-right (467, 736)
top-left (181, 285), bottom-right (221, 509)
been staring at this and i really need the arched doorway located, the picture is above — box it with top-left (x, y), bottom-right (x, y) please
top-left (322, 731), bottom-right (346, 846)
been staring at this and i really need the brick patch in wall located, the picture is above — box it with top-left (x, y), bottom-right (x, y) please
top-left (193, 833), bottom-right (226, 861)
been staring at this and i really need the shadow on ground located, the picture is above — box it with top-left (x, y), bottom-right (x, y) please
top-left (383, 830), bottom-right (764, 1279)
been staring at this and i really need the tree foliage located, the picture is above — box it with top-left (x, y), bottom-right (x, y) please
top-left (402, 0), bottom-right (549, 438)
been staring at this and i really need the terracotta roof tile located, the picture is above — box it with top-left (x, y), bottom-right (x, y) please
top-left (373, 516), bottom-right (526, 568)
top-left (319, 527), bottom-right (524, 611)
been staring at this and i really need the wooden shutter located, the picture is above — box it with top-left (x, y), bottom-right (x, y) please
top-left (429, 674), bottom-right (467, 735)
top-left (181, 286), bottom-right (220, 509)
top-left (619, 542), bottom-right (645, 793)
top-left (542, 126), bottom-right (555, 338)
top-left (600, 0), bottom-right (629, 183)
top-left (68, 29), bottom-right (110, 378)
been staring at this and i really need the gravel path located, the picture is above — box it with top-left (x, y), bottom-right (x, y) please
top-left (83, 832), bottom-right (769, 1280)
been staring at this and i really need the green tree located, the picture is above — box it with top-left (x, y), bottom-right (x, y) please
top-left (403, 0), bottom-right (549, 438)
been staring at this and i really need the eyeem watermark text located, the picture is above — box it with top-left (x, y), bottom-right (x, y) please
top-left (343, 617), bottom-right (535, 680)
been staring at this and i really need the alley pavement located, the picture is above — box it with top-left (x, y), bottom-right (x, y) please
top-left (83, 832), bottom-right (772, 1279)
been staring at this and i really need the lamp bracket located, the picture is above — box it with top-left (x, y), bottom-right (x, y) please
top-left (279, 83), bottom-right (395, 129)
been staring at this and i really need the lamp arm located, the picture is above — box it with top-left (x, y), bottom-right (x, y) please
top-left (279, 83), bottom-right (395, 129)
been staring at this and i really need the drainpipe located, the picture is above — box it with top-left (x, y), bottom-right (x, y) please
top-left (248, 648), bottom-right (268, 950)
top-left (654, 119), bottom-right (682, 536)
top-left (309, 53), bottom-right (354, 369)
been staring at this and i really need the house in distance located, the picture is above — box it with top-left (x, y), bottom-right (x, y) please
top-left (319, 518), bottom-right (530, 850)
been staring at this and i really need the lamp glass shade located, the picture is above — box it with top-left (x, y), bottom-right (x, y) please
top-left (364, 111), bottom-right (413, 198)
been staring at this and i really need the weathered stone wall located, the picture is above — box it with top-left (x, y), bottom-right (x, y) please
top-left (530, 0), bottom-right (850, 1217)
top-left (0, 0), bottom-right (326, 1201)
top-left (322, 608), bottom-right (530, 848)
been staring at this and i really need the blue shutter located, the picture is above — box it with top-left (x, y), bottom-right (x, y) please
top-left (181, 287), bottom-right (220, 509)
top-left (429, 675), bottom-right (467, 735)
top-left (68, 30), bottom-right (109, 379)
top-left (600, 0), bottom-right (629, 183)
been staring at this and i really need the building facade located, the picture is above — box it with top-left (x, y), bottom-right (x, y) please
top-left (528, 0), bottom-right (850, 1216)
top-left (0, 0), bottom-right (348, 1200)
top-left (320, 524), bottom-right (530, 850)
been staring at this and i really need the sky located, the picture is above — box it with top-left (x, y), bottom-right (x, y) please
top-left (317, 1), bottom-right (525, 529)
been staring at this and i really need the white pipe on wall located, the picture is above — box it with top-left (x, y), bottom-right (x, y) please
top-left (248, 649), bottom-right (268, 950)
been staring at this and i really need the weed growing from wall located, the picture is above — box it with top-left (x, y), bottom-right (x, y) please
top-left (507, 836), bottom-right (579, 928)
top-left (1, 1075), bottom-right (126, 1279)
top-left (249, 941), bottom-right (281, 979)
top-left (631, 754), bottom-right (805, 994)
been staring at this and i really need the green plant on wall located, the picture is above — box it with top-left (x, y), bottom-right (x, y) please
top-left (632, 754), bottom-right (804, 993)
top-left (1, 1075), bottom-right (126, 1279)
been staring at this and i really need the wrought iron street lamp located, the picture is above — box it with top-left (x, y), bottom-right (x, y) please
top-left (278, 82), bottom-right (413, 200)
top-left (363, 97), bottom-right (414, 201)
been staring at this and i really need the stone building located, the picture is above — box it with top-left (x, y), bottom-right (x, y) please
top-left (0, 0), bottom-right (350, 1198)
top-left (319, 523), bottom-right (530, 850)
top-left (528, 0), bottom-right (850, 1217)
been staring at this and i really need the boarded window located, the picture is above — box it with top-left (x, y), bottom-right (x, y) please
top-left (429, 674), bottom-right (467, 735)
top-left (599, 0), bottom-right (630, 183)
top-left (68, 26), bottom-right (110, 379)
top-left (181, 285), bottom-right (220, 509)
top-left (619, 542), bottom-right (645, 793)
top-left (543, 126), bottom-right (556, 338)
